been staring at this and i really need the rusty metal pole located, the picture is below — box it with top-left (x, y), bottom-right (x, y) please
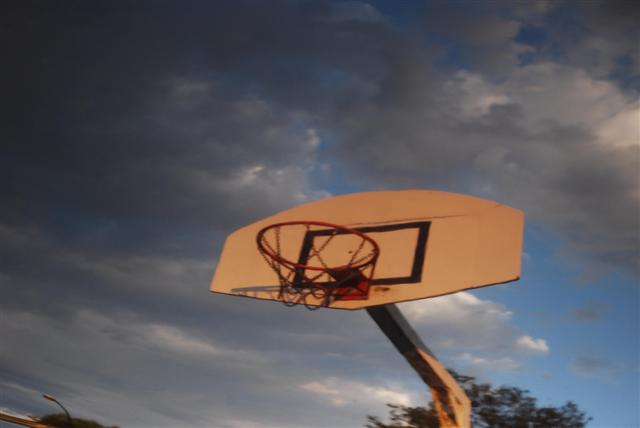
top-left (367, 304), bottom-right (471, 428)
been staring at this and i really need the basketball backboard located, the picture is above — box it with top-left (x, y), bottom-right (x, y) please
top-left (210, 190), bottom-right (524, 309)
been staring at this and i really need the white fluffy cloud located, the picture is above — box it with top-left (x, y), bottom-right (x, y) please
top-left (399, 292), bottom-right (549, 373)
top-left (457, 353), bottom-right (522, 372)
top-left (516, 335), bottom-right (550, 354)
top-left (300, 377), bottom-right (415, 408)
top-left (400, 292), bottom-right (513, 349)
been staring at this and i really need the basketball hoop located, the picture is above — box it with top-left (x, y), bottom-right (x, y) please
top-left (256, 221), bottom-right (379, 309)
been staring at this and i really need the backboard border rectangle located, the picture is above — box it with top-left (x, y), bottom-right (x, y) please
top-left (295, 221), bottom-right (431, 287)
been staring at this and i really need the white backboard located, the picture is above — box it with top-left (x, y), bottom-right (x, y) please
top-left (210, 190), bottom-right (524, 309)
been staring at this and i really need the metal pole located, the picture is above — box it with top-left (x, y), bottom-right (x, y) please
top-left (42, 395), bottom-right (72, 427)
top-left (366, 304), bottom-right (471, 428)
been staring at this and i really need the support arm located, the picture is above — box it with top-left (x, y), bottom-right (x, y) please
top-left (366, 304), bottom-right (471, 428)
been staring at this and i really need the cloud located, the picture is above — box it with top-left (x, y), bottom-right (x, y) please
top-left (0, 223), bottom-right (219, 324)
top-left (4, 60), bottom-right (329, 264)
top-left (422, 1), bottom-right (639, 87)
top-left (516, 335), bottom-right (550, 354)
top-left (300, 377), bottom-right (414, 407)
top-left (332, 61), bottom-right (639, 274)
top-left (400, 292), bottom-right (514, 350)
top-left (0, 307), bottom-right (285, 427)
top-left (571, 302), bottom-right (608, 321)
top-left (398, 292), bottom-right (550, 374)
top-left (539, 1), bottom-right (640, 84)
top-left (142, 323), bottom-right (253, 360)
top-left (221, 418), bottom-right (272, 428)
top-left (457, 353), bottom-right (522, 372)
top-left (422, 5), bottom-right (533, 78)
top-left (571, 356), bottom-right (623, 382)
top-left (327, 0), bottom-right (384, 23)
top-left (0, 2), bottom-right (636, 426)
top-left (0, 407), bottom-right (36, 421)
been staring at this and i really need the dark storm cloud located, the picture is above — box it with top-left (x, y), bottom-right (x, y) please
top-left (1, 1), bottom-right (637, 425)
top-left (423, 8), bottom-right (530, 77)
top-left (342, 8), bottom-right (639, 273)
top-left (0, 0), bottom-right (437, 341)
top-left (570, 303), bottom-right (608, 322)
top-left (330, 80), bottom-right (638, 274)
top-left (419, 0), bottom-right (639, 89)
top-left (1, 6), bottom-right (362, 423)
top-left (5, 1), bottom-right (634, 274)
top-left (570, 355), bottom-right (623, 381)
top-left (2, 0), bottom-right (394, 250)
top-left (0, 5), bottom-right (629, 306)
top-left (0, 0), bottom-right (411, 330)
top-left (527, 0), bottom-right (640, 88)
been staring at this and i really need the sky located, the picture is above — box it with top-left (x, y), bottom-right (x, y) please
top-left (1, 1), bottom-right (638, 427)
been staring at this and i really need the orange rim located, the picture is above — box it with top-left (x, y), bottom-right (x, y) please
top-left (256, 220), bottom-right (379, 272)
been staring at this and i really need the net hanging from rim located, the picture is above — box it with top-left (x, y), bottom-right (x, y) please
top-left (256, 221), bottom-right (380, 309)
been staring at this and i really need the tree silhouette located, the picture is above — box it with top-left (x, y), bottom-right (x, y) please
top-left (366, 372), bottom-right (591, 428)
top-left (38, 413), bottom-right (119, 428)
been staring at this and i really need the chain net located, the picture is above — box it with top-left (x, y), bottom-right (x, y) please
top-left (256, 221), bottom-right (379, 309)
